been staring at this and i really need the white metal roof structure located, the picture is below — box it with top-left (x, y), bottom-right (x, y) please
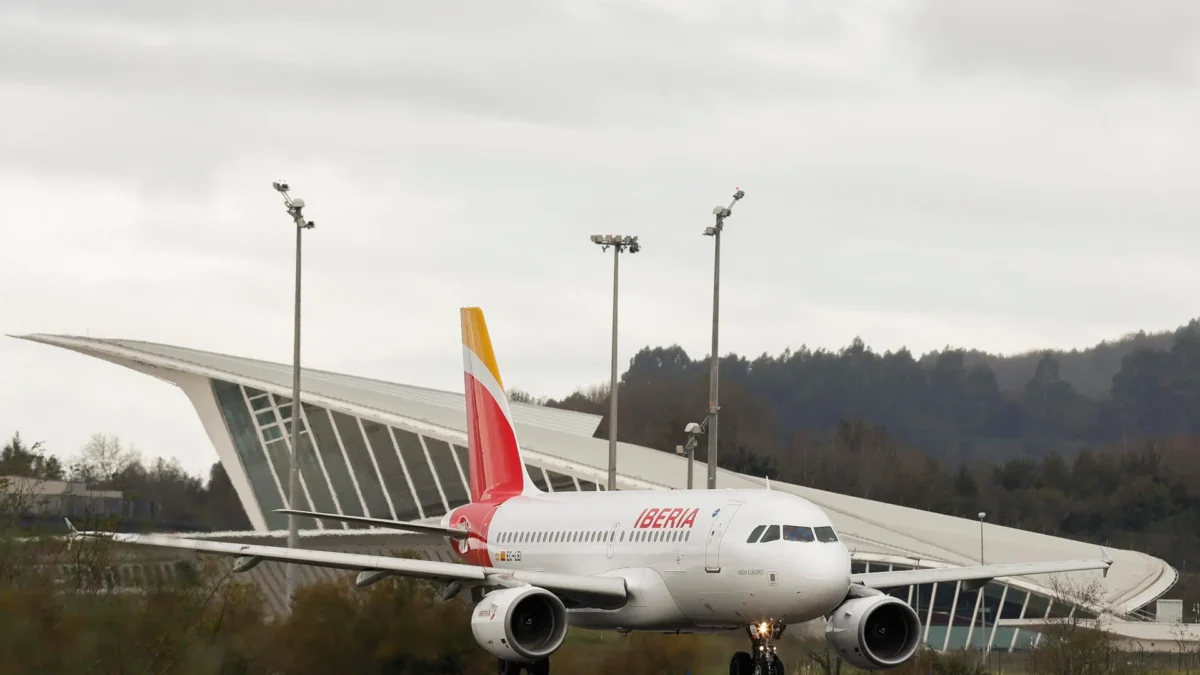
top-left (13, 333), bottom-right (1187, 651)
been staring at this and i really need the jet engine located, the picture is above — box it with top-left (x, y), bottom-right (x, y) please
top-left (470, 586), bottom-right (570, 663)
top-left (825, 594), bottom-right (922, 670)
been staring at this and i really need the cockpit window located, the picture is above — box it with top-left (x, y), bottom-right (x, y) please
top-left (746, 525), bottom-right (766, 543)
top-left (759, 525), bottom-right (781, 543)
top-left (814, 526), bottom-right (839, 543)
top-left (782, 525), bottom-right (815, 542)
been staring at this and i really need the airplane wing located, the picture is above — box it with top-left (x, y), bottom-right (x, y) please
top-left (274, 508), bottom-right (469, 538)
top-left (852, 556), bottom-right (1113, 591)
top-left (67, 521), bottom-right (626, 610)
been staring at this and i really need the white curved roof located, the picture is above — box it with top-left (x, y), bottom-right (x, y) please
top-left (13, 333), bottom-right (1178, 616)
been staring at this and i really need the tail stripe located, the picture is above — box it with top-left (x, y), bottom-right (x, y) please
top-left (459, 307), bottom-right (538, 502)
top-left (461, 308), bottom-right (506, 390)
top-left (462, 345), bottom-right (515, 431)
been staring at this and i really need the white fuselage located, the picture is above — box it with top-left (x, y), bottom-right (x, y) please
top-left (451, 489), bottom-right (852, 633)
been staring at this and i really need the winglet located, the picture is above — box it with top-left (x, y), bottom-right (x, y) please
top-left (460, 307), bottom-right (539, 502)
top-left (1099, 546), bottom-right (1114, 577)
top-left (64, 518), bottom-right (77, 550)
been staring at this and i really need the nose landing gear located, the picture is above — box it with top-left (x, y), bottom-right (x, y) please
top-left (730, 621), bottom-right (786, 675)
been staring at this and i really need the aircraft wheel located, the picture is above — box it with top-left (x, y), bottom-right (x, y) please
top-left (768, 653), bottom-right (785, 675)
top-left (730, 651), bottom-right (753, 675)
top-left (528, 657), bottom-right (550, 675)
top-left (498, 658), bottom-right (522, 675)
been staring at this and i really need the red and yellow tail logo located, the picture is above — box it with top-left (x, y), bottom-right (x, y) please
top-left (460, 307), bottom-right (538, 502)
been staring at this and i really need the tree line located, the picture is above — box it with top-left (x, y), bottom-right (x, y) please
top-left (2, 431), bottom-right (249, 533)
top-left (543, 318), bottom-right (1200, 465)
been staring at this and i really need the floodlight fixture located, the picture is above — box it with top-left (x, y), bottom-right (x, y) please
top-left (274, 181), bottom-right (315, 230)
top-left (590, 234), bottom-right (640, 253)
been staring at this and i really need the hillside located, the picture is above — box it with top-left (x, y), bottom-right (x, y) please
top-left (543, 317), bottom-right (1200, 467)
top-left (921, 324), bottom-right (1189, 399)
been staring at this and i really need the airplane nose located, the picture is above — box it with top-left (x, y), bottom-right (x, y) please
top-left (788, 543), bottom-right (851, 618)
top-left (810, 545), bottom-right (852, 600)
top-left (812, 543), bottom-right (852, 579)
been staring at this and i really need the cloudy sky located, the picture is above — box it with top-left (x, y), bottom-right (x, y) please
top-left (3, 0), bottom-right (1200, 477)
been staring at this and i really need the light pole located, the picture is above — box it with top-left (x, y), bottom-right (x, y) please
top-left (683, 421), bottom-right (705, 489)
top-left (702, 188), bottom-right (745, 489)
top-left (978, 511), bottom-right (988, 666)
top-left (273, 179), bottom-right (315, 606)
top-left (590, 234), bottom-right (641, 491)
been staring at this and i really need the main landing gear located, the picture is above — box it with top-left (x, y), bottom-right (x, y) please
top-left (730, 620), bottom-right (786, 675)
top-left (498, 657), bottom-right (550, 675)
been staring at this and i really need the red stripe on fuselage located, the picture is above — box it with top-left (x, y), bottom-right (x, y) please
top-left (463, 372), bottom-right (525, 502)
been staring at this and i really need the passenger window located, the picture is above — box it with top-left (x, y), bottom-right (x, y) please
top-left (759, 525), bottom-right (781, 543)
top-left (746, 525), bottom-right (766, 543)
top-left (783, 526), bottom-right (814, 542)
top-left (815, 526), bottom-right (839, 543)
top-left (621, 531), bottom-right (626, 542)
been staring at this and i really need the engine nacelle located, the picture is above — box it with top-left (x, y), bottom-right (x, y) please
top-left (825, 594), bottom-right (922, 670)
top-left (470, 586), bottom-right (569, 663)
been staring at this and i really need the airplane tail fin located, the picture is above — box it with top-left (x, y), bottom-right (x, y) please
top-left (460, 307), bottom-right (540, 502)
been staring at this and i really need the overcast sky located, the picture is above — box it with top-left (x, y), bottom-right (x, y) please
top-left (3, 0), bottom-right (1200, 478)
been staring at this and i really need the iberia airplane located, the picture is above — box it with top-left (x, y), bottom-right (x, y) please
top-left (70, 307), bottom-right (1114, 675)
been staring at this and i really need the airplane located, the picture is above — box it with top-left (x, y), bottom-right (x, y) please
top-left (67, 306), bottom-right (1115, 675)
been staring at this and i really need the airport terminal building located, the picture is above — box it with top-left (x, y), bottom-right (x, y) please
top-left (15, 333), bottom-right (1197, 652)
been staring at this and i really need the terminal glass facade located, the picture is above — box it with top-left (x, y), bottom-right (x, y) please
top-left (857, 560), bottom-right (1093, 652)
top-left (211, 380), bottom-right (604, 532)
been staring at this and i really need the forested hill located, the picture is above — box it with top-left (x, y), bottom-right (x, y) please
top-left (924, 322), bottom-right (1193, 399)
top-left (539, 317), bottom-right (1200, 467)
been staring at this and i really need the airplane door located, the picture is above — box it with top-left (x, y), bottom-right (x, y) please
top-left (606, 522), bottom-right (620, 559)
top-left (704, 504), bottom-right (742, 573)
